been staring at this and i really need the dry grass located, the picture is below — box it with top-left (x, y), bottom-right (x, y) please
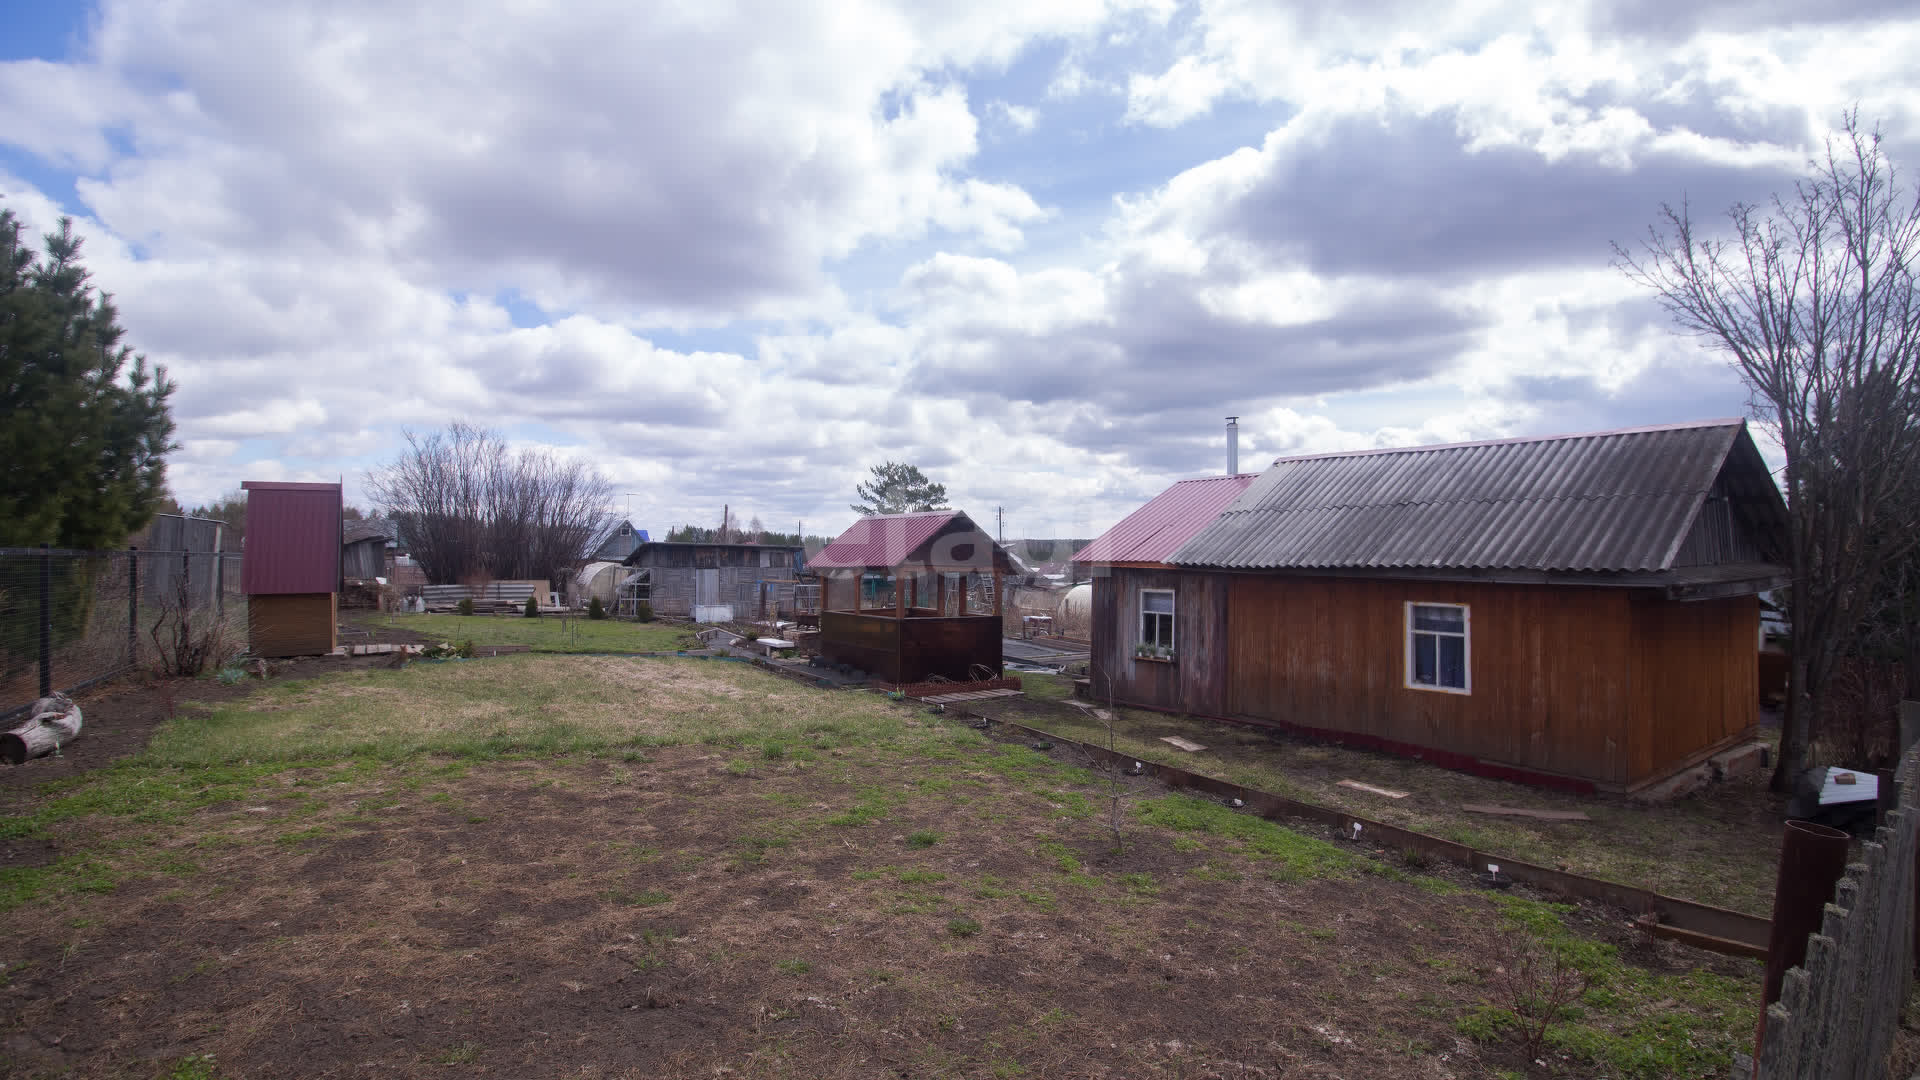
top-left (988, 676), bottom-right (1788, 915)
top-left (345, 609), bottom-right (702, 653)
top-left (144, 655), bottom-right (930, 765)
top-left (0, 656), bottom-right (1774, 1079)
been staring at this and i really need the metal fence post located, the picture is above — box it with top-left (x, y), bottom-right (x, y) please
top-left (38, 543), bottom-right (52, 698)
top-left (128, 546), bottom-right (139, 665)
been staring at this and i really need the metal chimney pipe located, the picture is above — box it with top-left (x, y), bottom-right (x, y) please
top-left (1225, 416), bottom-right (1240, 475)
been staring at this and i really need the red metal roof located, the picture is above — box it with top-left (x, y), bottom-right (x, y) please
top-left (809, 510), bottom-right (987, 570)
top-left (240, 481), bottom-right (342, 594)
top-left (1071, 474), bottom-right (1257, 566)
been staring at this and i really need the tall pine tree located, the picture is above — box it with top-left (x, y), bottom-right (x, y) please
top-left (850, 462), bottom-right (949, 516)
top-left (0, 210), bottom-right (176, 549)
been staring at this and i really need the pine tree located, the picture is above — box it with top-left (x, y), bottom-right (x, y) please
top-left (851, 462), bottom-right (949, 516)
top-left (0, 210), bottom-right (176, 549)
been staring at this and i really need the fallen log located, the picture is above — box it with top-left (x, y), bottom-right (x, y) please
top-left (2, 693), bottom-right (84, 765)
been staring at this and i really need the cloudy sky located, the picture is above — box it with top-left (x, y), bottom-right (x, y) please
top-left (3, 2), bottom-right (1916, 541)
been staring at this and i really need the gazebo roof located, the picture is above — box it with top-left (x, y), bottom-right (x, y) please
top-left (809, 510), bottom-right (1020, 572)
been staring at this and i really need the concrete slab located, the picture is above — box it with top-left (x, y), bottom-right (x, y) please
top-left (1632, 763), bottom-right (1713, 803)
top-left (1709, 742), bottom-right (1768, 782)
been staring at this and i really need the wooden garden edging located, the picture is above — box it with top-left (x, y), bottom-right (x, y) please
top-left (971, 714), bottom-right (1773, 958)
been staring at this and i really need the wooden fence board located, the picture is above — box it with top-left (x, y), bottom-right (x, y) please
top-left (1754, 742), bottom-right (1919, 1079)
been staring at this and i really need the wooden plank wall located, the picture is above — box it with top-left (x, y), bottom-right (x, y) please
top-left (1630, 593), bottom-right (1758, 783)
top-left (1225, 576), bottom-right (1637, 786)
top-left (640, 565), bottom-right (797, 617)
top-left (819, 612), bottom-right (1003, 683)
top-left (899, 616), bottom-right (1003, 683)
top-left (1086, 567), bottom-right (1229, 715)
top-left (819, 611), bottom-right (902, 682)
top-left (248, 592), bottom-right (336, 658)
top-left (1218, 576), bottom-right (1760, 788)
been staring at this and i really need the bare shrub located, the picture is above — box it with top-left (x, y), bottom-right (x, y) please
top-left (1075, 670), bottom-right (1143, 853)
top-left (148, 570), bottom-right (241, 677)
top-left (1477, 933), bottom-right (1595, 1064)
top-left (1819, 657), bottom-right (1907, 768)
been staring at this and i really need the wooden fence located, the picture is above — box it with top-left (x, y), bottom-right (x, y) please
top-left (1753, 742), bottom-right (1920, 1079)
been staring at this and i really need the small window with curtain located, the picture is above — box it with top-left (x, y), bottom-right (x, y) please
top-left (1139, 589), bottom-right (1175, 654)
top-left (1406, 602), bottom-right (1469, 693)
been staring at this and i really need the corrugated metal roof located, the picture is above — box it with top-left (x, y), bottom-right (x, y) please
top-left (1170, 420), bottom-right (1781, 573)
top-left (342, 519), bottom-right (392, 545)
top-left (809, 511), bottom-right (968, 569)
top-left (1071, 474), bottom-right (1257, 565)
top-left (809, 510), bottom-right (1029, 572)
top-left (241, 481), bottom-right (342, 594)
top-left (620, 540), bottom-right (806, 565)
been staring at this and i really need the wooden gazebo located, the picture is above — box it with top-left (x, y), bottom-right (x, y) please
top-left (809, 510), bottom-right (1016, 684)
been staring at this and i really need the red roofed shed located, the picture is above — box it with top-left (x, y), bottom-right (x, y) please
top-left (240, 481), bottom-right (343, 657)
top-left (811, 510), bottom-right (1016, 684)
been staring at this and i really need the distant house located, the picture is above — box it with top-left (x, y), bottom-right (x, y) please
top-left (1073, 420), bottom-right (1790, 795)
top-left (810, 510), bottom-right (1020, 684)
top-left (130, 512), bottom-right (233, 608)
top-left (241, 481), bottom-right (344, 657)
top-left (619, 540), bottom-right (806, 620)
top-left (592, 520), bottom-right (648, 563)
top-left (341, 519), bottom-right (394, 580)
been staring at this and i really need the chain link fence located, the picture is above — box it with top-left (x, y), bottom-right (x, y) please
top-left (0, 547), bottom-right (245, 722)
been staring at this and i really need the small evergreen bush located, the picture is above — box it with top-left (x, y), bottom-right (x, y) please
top-left (523, 595), bottom-right (540, 618)
top-left (456, 597), bottom-right (474, 616)
top-left (587, 596), bottom-right (607, 620)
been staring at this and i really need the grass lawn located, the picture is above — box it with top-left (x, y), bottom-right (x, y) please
top-left (347, 609), bottom-right (704, 653)
top-left (0, 656), bottom-right (1771, 1079)
top-left (982, 675), bottom-right (1788, 916)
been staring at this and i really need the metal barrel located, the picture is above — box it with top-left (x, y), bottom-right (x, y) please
top-left (1763, 818), bottom-right (1852, 1007)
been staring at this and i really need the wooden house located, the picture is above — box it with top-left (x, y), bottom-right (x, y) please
top-left (341, 519), bottom-right (393, 580)
top-left (810, 510), bottom-right (1018, 684)
top-left (240, 481), bottom-right (344, 657)
top-left (1073, 420), bottom-right (1789, 794)
top-left (619, 541), bottom-right (806, 620)
top-left (591, 520), bottom-right (647, 563)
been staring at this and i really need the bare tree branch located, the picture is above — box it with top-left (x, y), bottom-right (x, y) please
top-left (366, 421), bottom-right (612, 587)
top-left (1615, 110), bottom-right (1920, 788)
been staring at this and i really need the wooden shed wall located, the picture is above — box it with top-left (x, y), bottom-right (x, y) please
top-left (342, 539), bottom-right (386, 580)
top-left (1628, 593), bottom-right (1758, 783)
top-left (248, 592), bottom-right (336, 658)
top-left (1224, 577), bottom-right (1636, 786)
top-left (1195, 576), bottom-right (1761, 789)
top-left (638, 563), bottom-right (799, 617)
top-left (1087, 567), bottom-right (1230, 716)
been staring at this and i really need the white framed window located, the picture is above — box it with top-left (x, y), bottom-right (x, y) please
top-left (1140, 589), bottom-right (1175, 651)
top-left (1406, 602), bottom-right (1470, 693)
